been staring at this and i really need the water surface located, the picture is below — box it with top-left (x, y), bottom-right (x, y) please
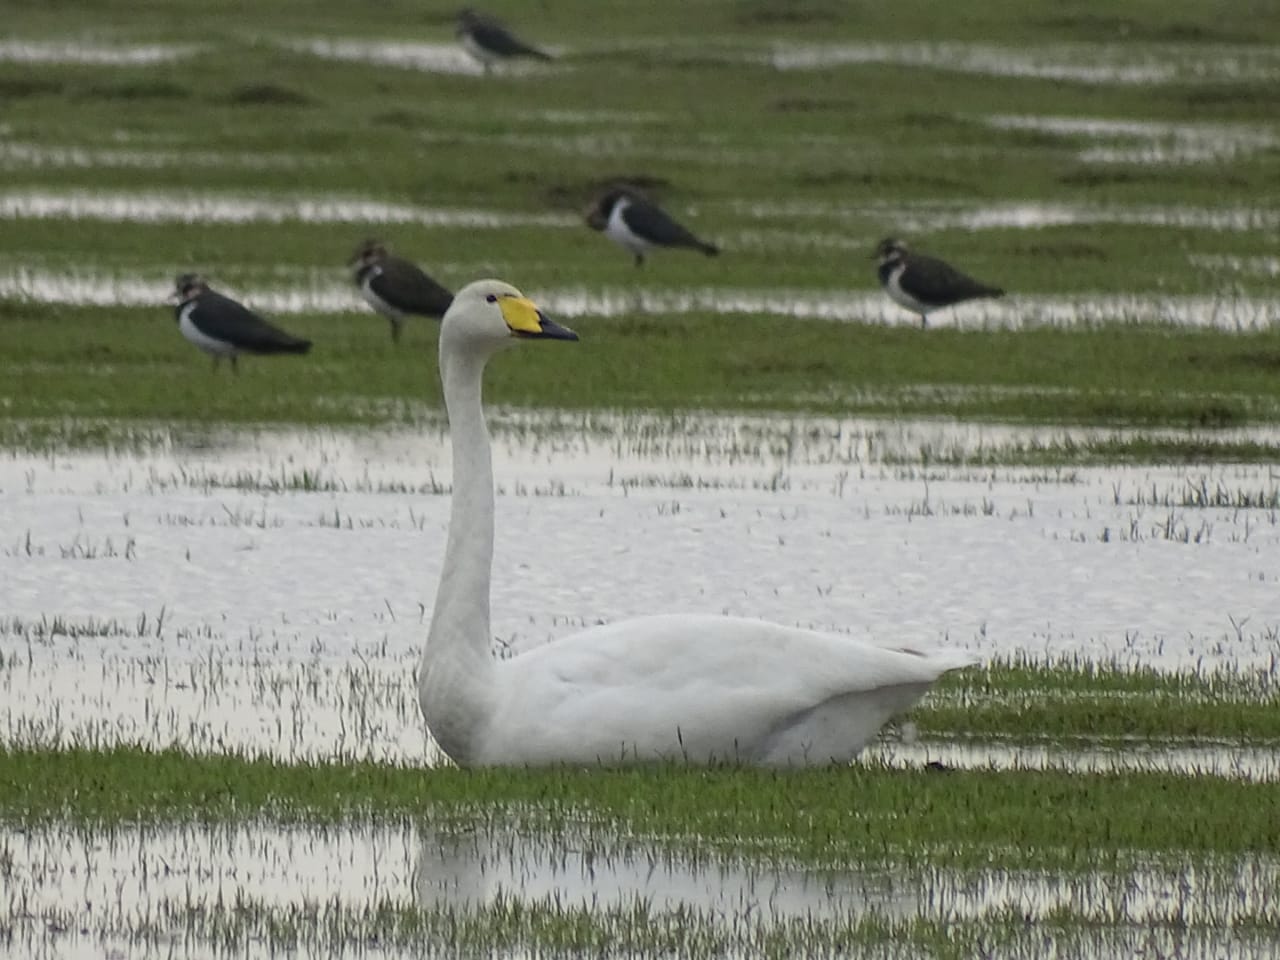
top-left (4, 264), bottom-right (1278, 330)
top-left (2, 416), bottom-right (1277, 762)
top-left (3, 819), bottom-right (1276, 959)
top-left (983, 114), bottom-right (1279, 164)
top-left (0, 40), bottom-right (200, 65)
top-left (764, 41), bottom-right (1280, 84)
top-left (0, 139), bottom-right (320, 172)
top-left (280, 37), bottom-right (564, 76)
top-left (736, 198), bottom-right (1280, 233)
top-left (0, 189), bottom-right (575, 229)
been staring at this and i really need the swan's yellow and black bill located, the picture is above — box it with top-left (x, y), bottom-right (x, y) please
top-left (498, 296), bottom-right (579, 341)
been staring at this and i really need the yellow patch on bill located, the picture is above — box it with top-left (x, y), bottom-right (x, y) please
top-left (498, 296), bottom-right (544, 335)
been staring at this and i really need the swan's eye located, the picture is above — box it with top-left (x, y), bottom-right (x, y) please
top-left (485, 294), bottom-right (497, 303)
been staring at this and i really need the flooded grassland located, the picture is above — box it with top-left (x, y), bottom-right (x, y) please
top-left (4, 0), bottom-right (1280, 956)
top-left (2, 414), bottom-right (1278, 957)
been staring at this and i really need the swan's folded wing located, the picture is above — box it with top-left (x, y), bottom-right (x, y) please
top-left (489, 614), bottom-right (975, 765)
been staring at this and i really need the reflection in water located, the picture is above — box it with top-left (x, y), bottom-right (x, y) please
top-left (2, 819), bottom-right (1277, 958)
top-left (410, 828), bottom-right (1280, 931)
top-left (412, 827), bottom-right (911, 921)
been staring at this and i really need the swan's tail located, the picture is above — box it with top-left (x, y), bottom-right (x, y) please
top-left (899, 646), bottom-right (981, 674)
top-left (928, 649), bottom-right (982, 673)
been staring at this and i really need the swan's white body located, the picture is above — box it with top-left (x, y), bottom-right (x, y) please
top-left (422, 280), bottom-right (977, 767)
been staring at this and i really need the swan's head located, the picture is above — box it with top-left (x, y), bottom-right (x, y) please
top-left (441, 279), bottom-right (578, 355)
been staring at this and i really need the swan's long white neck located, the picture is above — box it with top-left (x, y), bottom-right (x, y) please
top-left (421, 338), bottom-right (499, 764)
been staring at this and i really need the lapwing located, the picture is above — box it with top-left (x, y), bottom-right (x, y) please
top-left (171, 274), bottom-right (311, 372)
top-left (456, 8), bottom-right (553, 72)
top-left (874, 237), bottom-right (1004, 328)
top-left (350, 239), bottom-right (454, 343)
top-left (585, 189), bottom-right (720, 267)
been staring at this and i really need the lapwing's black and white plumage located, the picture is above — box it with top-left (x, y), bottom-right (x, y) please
top-left (171, 274), bottom-right (311, 372)
top-left (456, 8), bottom-right (553, 72)
top-left (874, 237), bottom-right (1004, 328)
top-left (350, 239), bottom-right (454, 343)
top-left (585, 190), bottom-right (720, 267)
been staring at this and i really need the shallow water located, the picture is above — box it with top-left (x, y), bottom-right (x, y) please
top-left (1, 415), bottom-right (1277, 762)
top-left (2, 819), bottom-right (1280, 960)
top-left (1190, 254), bottom-right (1280, 279)
top-left (0, 189), bottom-right (575, 229)
top-left (874, 738), bottom-right (1280, 782)
top-left (736, 198), bottom-right (1280, 233)
top-left (2, 819), bottom-right (1277, 959)
top-left (280, 37), bottom-right (484, 75)
top-left (764, 41), bottom-right (1280, 84)
top-left (544, 285), bottom-right (1280, 330)
top-left (982, 114), bottom-right (1279, 164)
top-left (4, 264), bottom-right (1279, 330)
top-left (280, 37), bottom-right (563, 77)
top-left (0, 265), bottom-right (356, 313)
top-left (0, 40), bottom-right (200, 65)
top-left (11, 188), bottom-right (1280, 236)
top-left (0, 139), bottom-right (320, 172)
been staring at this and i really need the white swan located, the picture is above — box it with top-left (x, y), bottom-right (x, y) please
top-left (422, 279), bottom-right (978, 767)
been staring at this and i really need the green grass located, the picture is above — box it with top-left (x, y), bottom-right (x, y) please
top-left (6, 301), bottom-right (1280, 452)
top-left (920, 657), bottom-right (1280, 742)
top-left (4, 0), bottom-right (1280, 448)
top-left (39, 895), bottom-right (1276, 960)
top-left (3, 745), bottom-right (1277, 867)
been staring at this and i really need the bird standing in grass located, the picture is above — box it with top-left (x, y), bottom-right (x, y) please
top-left (585, 189), bottom-right (720, 267)
top-left (170, 274), bottom-right (311, 372)
top-left (455, 8), bottom-right (553, 72)
top-left (874, 237), bottom-right (1004, 328)
top-left (350, 239), bottom-right (454, 343)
